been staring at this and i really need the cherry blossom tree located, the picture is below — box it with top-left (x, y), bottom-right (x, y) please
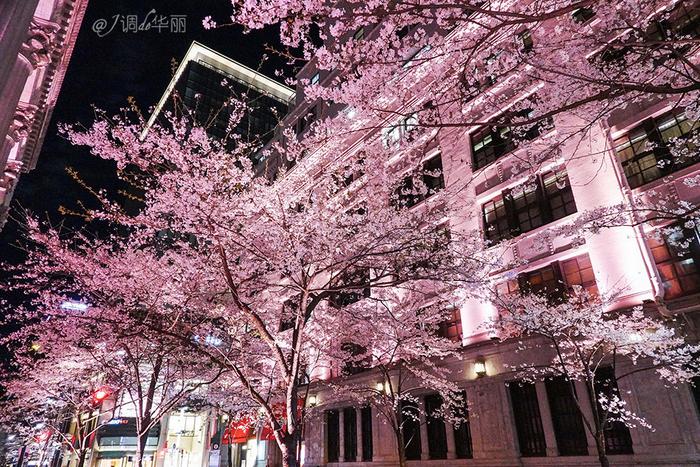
top-left (225, 0), bottom-right (700, 141)
top-left (311, 290), bottom-right (470, 467)
top-left (486, 290), bottom-right (700, 467)
top-left (2, 357), bottom-right (115, 467)
top-left (0, 101), bottom-right (495, 467)
top-left (3, 231), bottom-right (229, 467)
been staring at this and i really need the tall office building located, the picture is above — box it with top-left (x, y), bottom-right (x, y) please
top-left (142, 41), bottom-right (294, 148)
top-left (0, 0), bottom-right (89, 228)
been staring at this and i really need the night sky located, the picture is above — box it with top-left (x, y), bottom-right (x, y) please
top-left (0, 0), bottom-right (292, 265)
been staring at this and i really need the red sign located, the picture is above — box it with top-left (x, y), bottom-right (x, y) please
top-left (222, 399), bottom-right (304, 444)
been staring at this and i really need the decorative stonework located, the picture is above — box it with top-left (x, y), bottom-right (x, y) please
top-left (8, 102), bottom-right (39, 143)
top-left (20, 18), bottom-right (61, 69)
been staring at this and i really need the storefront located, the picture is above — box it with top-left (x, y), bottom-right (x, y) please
top-left (222, 419), bottom-right (276, 467)
top-left (94, 418), bottom-right (160, 467)
top-left (161, 410), bottom-right (208, 467)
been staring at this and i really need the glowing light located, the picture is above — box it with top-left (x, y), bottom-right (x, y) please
top-left (627, 332), bottom-right (643, 344)
top-left (30, 343), bottom-right (41, 352)
top-left (93, 387), bottom-right (110, 402)
top-left (307, 395), bottom-right (317, 406)
top-left (375, 381), bottom-right (389, 393)
top-left (474, 358), bottom-right (487, 377)
top-left (61, 301), bottom-right (89, 312)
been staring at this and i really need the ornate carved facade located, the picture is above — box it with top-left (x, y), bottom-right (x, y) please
top-left (0, 0), bottom-right (89, 228)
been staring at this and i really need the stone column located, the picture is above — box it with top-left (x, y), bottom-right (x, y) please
top-left (445, 422), bottom-right (457, 459)
top-left (355, 408), bottom-right (363, 462)
top-left (338, 409), bottom-right (345, 462)
top-left (418, 398), bottom-right (430, 461)
top-left (563, 117), bottom-right (656, 307)
top-left (534, 382), bottom-right (558, 456)
top-left (371, 405), bottom-right (391, 462)
top-left (574, 380), bottom-right (599, 456)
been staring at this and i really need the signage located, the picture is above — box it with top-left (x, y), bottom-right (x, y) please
top-left (106, 419), bottom-right (130, 425)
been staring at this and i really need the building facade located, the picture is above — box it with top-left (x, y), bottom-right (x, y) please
top-left (253, 5), bottom-right (700, 467)
top-left (0, 0), bottom-right (89, 228)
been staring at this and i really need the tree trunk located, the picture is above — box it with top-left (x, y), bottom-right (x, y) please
top-left (394, 428), bottom-right (407, 467)
top-left (76, 449), bottom-right (88, 467)
top-left (16, 445), bottom-right (26, 467)
top-left (280, 433), bottom-right (300, 467)
top-left (594, 431), bottom-right (610, 467)
top-left (135, 431), bottom-right (150, 467)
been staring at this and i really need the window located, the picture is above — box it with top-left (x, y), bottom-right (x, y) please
top-left (667, 3), bottom-right (700, 39)
top-left (561, 254), bottom-right (598, 296)
top-left (514, 107), bottom-right (554, 142)
top-left (594, 367), bottom-right (633, 455)
top-left (396, 24), bottom-right (419, 40)
top-left (471, 126), bottom-right (516, 170)
top-left (482, 170), bottom-right (577, 243)
top-left (453, 391), bottom-right (473, 459)
top-left (545, 376), bottom-right (588, 456)
top-left (425, 395), bottom-right (448, 459)
top-left (310, 72), bottom-right (320, 85)
top-left (512, 182), bottom-right (545, 233)
top-left (279, 296), bottom-right (299, 332)
top-left (361, 406), bottom-right (373, 461)
top-left (518, 29), bottom-right (534, 53)
top-left (353, 27), bottom-right (365, 41)
top-left (691, 377), bottom-right (700, 422)
top-left (326, 410), bottom-right (340, 462)
top-left (483, 195), bottom-right (511, 243)
top-left (383, 113), bottom-right (419, 148)
top-left (509, 381), bottom-right (547, 457)
top-left (647, 226), bottom-right (700, 299)
top-left (394, 152), bottom-right (445, 208)
top-left (400, 401), bottom-right (422, 460)
top-left (343, 408), bottom-right (357, 462)
top-left (482, 52), bottom-right (501, 86)
top-left (296, 104), bottom-right (319, 135)
top-left (516, 254), bottom-right (598, 303)
top-left (646, 3), bottom-right (700, 42)
top-left (542, 170), bottom-right (577, 221)
top-left (572, 6), bottom-right (595, 23)
top-left (495, 277), bottom-right (520, 298)
top-left (613, 111), bottom-right (699, 189)
top-left (329, 269), bottom-right (371, 308)
top-left (438, 308), bottom-right (463, 342)
top-left (561, 255), bottom-right (597, 292)
top-left (520, 264), bottom-right (566, 304)
top-left (340, 342), bottom-right (371, 376)
top-left (332, 160), bottom-right (365, 192)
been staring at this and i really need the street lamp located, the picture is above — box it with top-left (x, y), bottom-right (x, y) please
top-left (474, 357), bottom-right (487, 378)
top-left (375, 381), bottom-right (390, 394)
